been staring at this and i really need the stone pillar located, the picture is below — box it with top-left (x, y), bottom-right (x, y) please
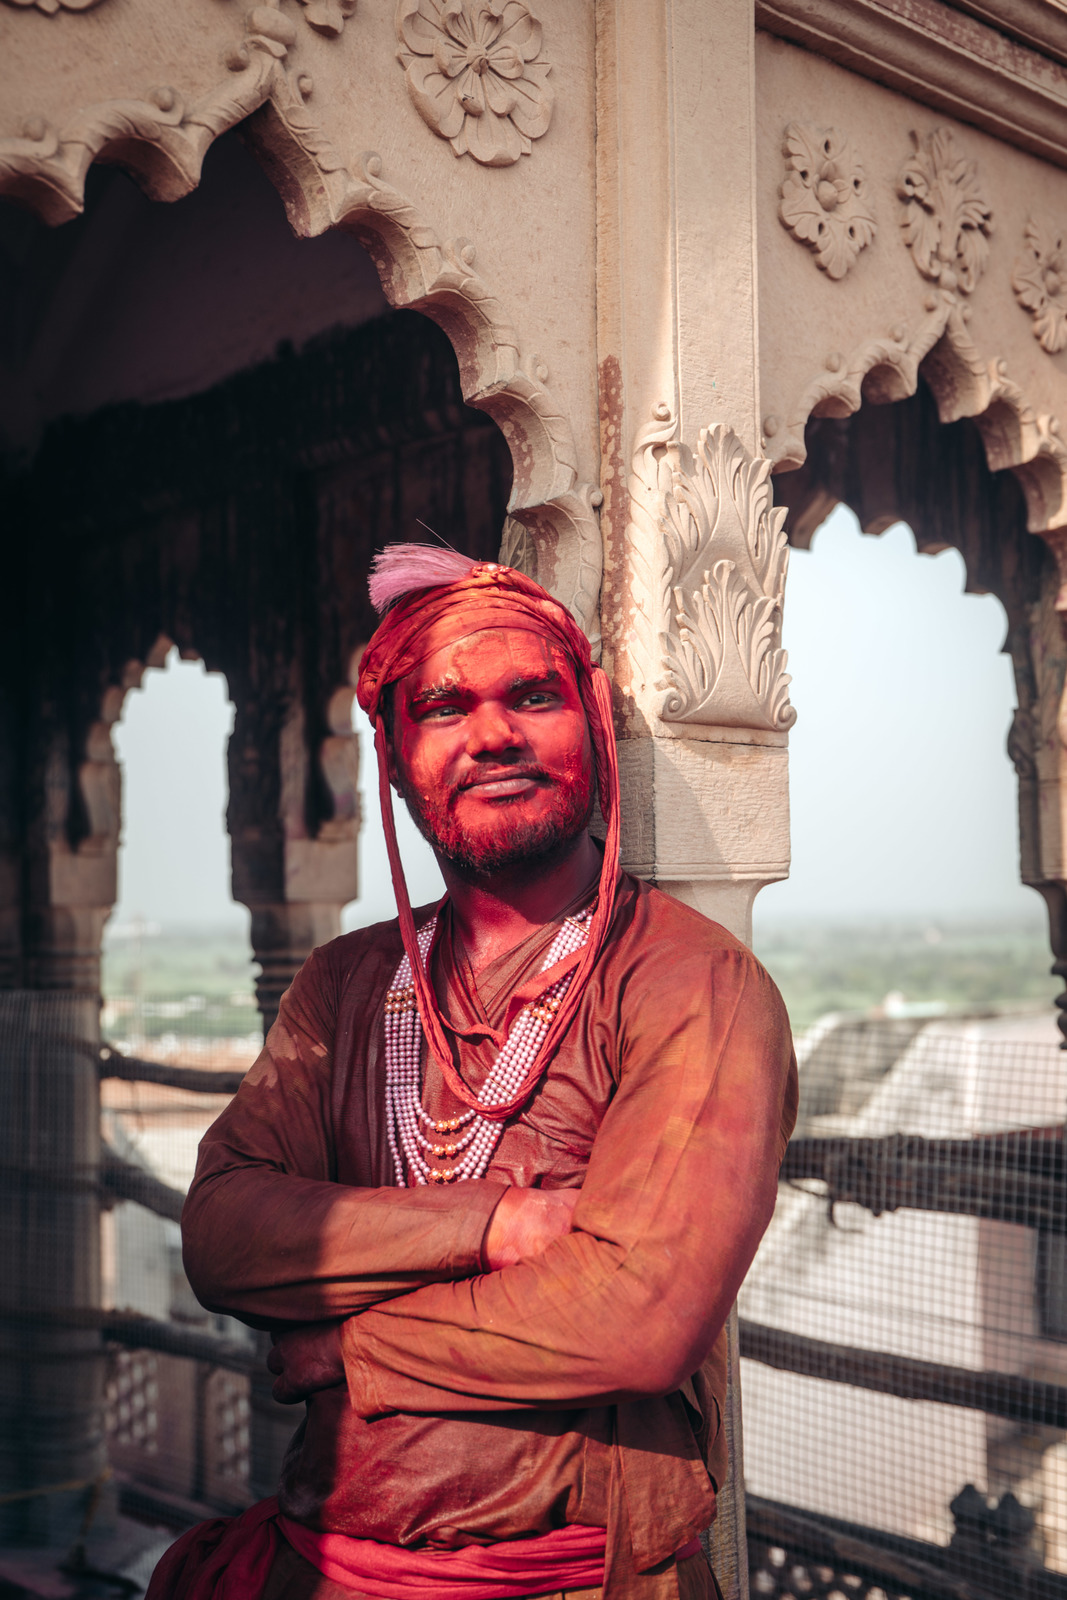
top-left (229, 687), bottom-right (360, 1489)
top-left (596, 0), bottom-right (789, 947)
top-left (230, 689), bottom-right (361, 1033)
top-left (0, 710), bottom-right (118, 1545)
top-left (1009, 566), bottom-right (1067, 1044)
top-left (0, 993), bottom-right (107, 1547)
top-left (243, 903), bottom-right (352, 1032)
top-left (596, 4), bottom-right (788, 1592)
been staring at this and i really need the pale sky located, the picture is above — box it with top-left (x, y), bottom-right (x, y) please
top-left (108, 504), bottom-right (1040, 939)
top-left (753, 504), bottom-right (1037, 928)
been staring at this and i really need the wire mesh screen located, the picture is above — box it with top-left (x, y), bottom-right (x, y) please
top-left (9, 976), bottom-right (1066, 1600)
top-left (99, 1012), bottom-right (262, 1519)
top-left (740, 1009), bottom-right (1067, 1600)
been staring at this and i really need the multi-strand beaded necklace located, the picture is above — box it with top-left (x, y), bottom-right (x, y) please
top-left (383, 907), bottom-right (594, 1186)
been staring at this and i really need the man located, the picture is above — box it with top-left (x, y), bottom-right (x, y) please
top-left (150, 547), bottom-right (797, 1600)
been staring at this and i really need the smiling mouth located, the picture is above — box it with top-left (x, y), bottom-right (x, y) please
top-left (459, 772), bottom-right (549, 799)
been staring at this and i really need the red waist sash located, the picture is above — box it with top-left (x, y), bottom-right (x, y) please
top-left (146, 1496), bottom-right (701, 1600)
top-left (280, 1514), bottom-right (607, 1598)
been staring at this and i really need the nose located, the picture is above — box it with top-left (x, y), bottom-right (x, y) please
top-left (464, 700), bottom-right (527, 760)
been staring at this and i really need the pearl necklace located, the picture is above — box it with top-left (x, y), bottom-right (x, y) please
top-left (384, 908), bottom-right (594, 1185)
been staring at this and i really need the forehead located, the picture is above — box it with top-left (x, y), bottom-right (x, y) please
top-left (399, 627), bottom-right (577, 698)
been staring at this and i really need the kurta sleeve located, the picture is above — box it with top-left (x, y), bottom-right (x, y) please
top-left (181, 944), bottom-right (506, 1327)
top-left (340, 937), bottom-right (798, 1414)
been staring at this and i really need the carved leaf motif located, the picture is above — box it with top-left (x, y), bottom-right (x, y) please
top-left (626, 410), bottom-right (796, 733)
top-left (658, 564), bottom-right (787, 728)
top-left (499, 514), bottom-right (537, 578)
top-left (897, 127), bottom-right (992, 296)
top-left (625, 406), bottom-right (679, 713)
top-left (1013, 216), bottom-right (1067, 356)
top-left (396, 0), bottom-right (553, 166)
top-left (778, 123), bottom-right (876, 280)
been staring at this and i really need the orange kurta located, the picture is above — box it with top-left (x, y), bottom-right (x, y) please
top-left (182, 874), bottom-right (797, 1600)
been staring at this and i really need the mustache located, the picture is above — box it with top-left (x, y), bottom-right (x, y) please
top-left (453, 764), bottom-right (554, 797)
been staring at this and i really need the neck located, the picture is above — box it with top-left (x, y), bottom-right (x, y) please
top-left (438, 831), bottom-right (602, 975)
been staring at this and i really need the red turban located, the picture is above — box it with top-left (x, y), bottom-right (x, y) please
top-left (356, 549), bottom-right (620, 1121)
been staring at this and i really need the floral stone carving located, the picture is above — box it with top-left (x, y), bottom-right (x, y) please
top-left (897, 127), bottom-right (992, 295)
top-left (778, 123), bottom-right (876, 280)
top-left (627, 407), bottom-right (796, 733)
top-left (396, 0), bottom-right (553, 167)
top-left (1013, 217), bottom-right (1067, 355)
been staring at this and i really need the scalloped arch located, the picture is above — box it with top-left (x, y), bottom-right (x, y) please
top-left (71, 638), bottom-right (173, 861)
top-left (0, 0), bottom-right (602, 640)
top-left (767, 290), bottom-right (1067, 605)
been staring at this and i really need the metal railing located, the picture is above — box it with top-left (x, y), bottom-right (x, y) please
top-left (87, 1025), bottom-right (1067, 1594)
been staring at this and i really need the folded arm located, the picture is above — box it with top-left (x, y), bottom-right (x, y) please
top-left (182, 946), bottom-right (507, 1328)
top-left (340, 945), bottom-right (797, 1415)
top-left (266, 1186), bottom-right (579, 1402)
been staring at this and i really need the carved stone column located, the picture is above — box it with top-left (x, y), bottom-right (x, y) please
top-left (230, 689), bottom-right (361, 1032)
top-left (1008, 566), bottom-right (1067, 1044)
top-left (615, 417), bottom-right (794, 942)
top-left (228, 687), bottom-right (361, 1489)
top-left (596, 5), bottom-right (784, 1595)
top-left (0, 706), bottom-right (118, 1544)
top-left (596, 0), bottom-right (789, 948)
top-left (0, 992), bottom-right (107, 1547)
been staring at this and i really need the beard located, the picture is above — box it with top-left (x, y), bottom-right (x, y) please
top-left (396, 764), bottom-right (595, 884)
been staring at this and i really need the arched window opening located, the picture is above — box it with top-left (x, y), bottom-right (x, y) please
top-left (0, 129), bottom-right (390, 453)
top-left (744, 501), bottom-right (1067, 1558)
top-left (7, 135), bottom-right (514, 1015)
top-left (2, 112), bottom-right (520, 1536)
top-left (755, 492), bottom-right (1058, 1037)
top-left (101, 646), bottom-right (255, 1319)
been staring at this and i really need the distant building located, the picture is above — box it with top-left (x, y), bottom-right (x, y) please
top-left (743, 1010), bottom-right (1067, 1566)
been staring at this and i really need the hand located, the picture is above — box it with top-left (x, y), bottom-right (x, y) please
top-left (483, 1187), bottom-right (579, 1270)
top-left (267, 1320), bottom-right (345, 1404)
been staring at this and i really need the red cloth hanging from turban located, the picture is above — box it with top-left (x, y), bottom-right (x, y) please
top-left (354, 555), bottom-right (621, 1123)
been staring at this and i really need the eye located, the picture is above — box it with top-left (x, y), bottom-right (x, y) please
top-left (517, 690), bottom-right (558, 709)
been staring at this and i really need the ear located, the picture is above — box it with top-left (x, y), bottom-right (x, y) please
top-left (384, 729), bottom-right (402, 793)
top-left (372, 705), bottom-right (404, 797)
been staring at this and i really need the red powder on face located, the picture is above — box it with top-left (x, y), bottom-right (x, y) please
top-left (399, 754), bottom-right (594, 880)
top-left (391, 629), bottom-right (595, 878)
top-left (356, 555), bottom-right (621, 1121)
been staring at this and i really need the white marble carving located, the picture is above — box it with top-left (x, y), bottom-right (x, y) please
top-left (395, 0), bottom-right (553, 166)
top-left (627, 407), bottom-right (795, 733)
top-left (897, 126), bottom-right (993, 295)
top-left (498, 514), bottom-right (538, 579)
top-left (1013, 216), bottom-right (1067, 355)
top-left (778, 122), bottom-right (876, 280)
